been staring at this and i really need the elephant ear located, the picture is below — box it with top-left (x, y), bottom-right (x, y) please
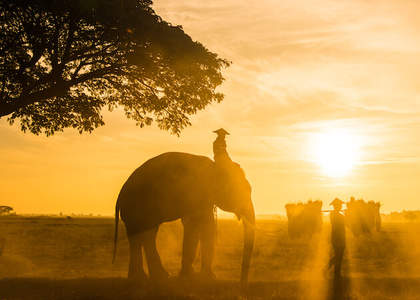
top-left (214, 162), bottom-right (243, 188)
top-left (213, 161), bottom-right (252, 212)
top-left (215, 162), bottom-right (245, 180)
top-left (227, 162), bottom-right (251, 192)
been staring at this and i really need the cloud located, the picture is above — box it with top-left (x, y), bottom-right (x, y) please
top-left (155, 0), bottom-right (420, 116)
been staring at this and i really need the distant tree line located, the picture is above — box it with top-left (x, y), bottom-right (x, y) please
top-left (383, 210), bottom-right (420, 222)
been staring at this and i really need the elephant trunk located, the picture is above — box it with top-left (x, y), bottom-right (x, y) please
top-left (240, 203), bottom-right (255, 287)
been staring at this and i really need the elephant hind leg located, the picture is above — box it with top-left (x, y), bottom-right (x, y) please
top-left (180, 217), bottom-right (200, 277)
top-left (143, 226), bottom-right (168, 279)
top-left (128, 233), bottom-right (146, 280)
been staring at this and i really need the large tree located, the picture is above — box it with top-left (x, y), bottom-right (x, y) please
top-left (0, 0), bottom-right (229, 135)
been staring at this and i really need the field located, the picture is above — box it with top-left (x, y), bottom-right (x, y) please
top-left (1, 216), bottom-right (420, 299)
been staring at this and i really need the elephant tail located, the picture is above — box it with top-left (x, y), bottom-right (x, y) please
top-left (112, 200), bottom-right (120, 264)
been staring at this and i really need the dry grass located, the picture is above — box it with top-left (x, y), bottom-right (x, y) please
top-left (1, 216), bottom-right (420, 299)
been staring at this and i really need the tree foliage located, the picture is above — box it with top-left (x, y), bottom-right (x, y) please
top-left (0, 0), bottom-right (229, 135)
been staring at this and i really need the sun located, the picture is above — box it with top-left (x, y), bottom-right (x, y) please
top-left (311, 128), bottom-right (362, 178)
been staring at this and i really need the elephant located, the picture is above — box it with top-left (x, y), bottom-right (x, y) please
top-left (113, 152), bottom-right (255, 285)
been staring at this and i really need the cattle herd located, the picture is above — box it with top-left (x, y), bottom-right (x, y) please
top-left (285, 198), bottom-right (381, 238)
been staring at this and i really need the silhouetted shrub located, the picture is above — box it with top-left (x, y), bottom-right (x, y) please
top-left (285, 200), bottom-right (322, 239)
top-left (345, 198), bottom-right (381, 235)
top-left (0, 206), bottom-right (14, 216)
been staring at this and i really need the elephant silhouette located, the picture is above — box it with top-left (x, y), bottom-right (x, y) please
top-left (113, 152), bottom-right (255, 285)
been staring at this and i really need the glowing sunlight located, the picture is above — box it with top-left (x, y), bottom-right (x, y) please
top-left (311, 129), bottom-right (363, 178)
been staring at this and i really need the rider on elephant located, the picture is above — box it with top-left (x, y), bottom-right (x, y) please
top-left (213, 128), bottom-right (232, 164)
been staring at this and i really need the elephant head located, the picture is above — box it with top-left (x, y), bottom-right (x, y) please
top-left (213, 162), bottom-right (255, 285)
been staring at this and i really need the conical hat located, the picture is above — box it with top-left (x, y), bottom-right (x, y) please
top-left (330, 198), bottom-right (344, 206)
top-left (213, 128), bottom-right (230, 135)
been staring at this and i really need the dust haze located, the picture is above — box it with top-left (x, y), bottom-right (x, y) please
top-left (2, 0), bottom-right (420, 299)
top-left (1, 213), bottom-right (420, 299)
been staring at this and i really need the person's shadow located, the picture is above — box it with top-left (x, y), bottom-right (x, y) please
top-left (327, 274), bottom-right (349, 300)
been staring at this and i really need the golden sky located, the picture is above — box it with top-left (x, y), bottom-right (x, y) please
top-left (2, 0), bottom-right (420, 215)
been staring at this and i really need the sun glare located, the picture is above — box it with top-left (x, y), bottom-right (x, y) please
top-left (311, 128), bottom-right (362, 178)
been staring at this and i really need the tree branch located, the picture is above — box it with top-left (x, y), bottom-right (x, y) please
top-left (0, 82), bottom-right (71, 117)
top-left (0, 66), bottom-right (124, 117)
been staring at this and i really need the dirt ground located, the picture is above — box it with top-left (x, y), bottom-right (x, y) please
top-left (1, 216), bottom-right (420, 299)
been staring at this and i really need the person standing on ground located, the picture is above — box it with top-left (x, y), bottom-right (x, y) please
top-left (328, 198), bottom-right (346, 278)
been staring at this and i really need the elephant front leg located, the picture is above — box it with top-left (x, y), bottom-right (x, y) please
top-left (200, 214), bottom-right (216, 279)
top-left (128, 233), bottom-right (147, 280)
top-left (180, 217), bottom-right (200, 277)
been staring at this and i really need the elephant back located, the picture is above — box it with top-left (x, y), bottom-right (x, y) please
top-left (117, 152), bottom-right (217, 232)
